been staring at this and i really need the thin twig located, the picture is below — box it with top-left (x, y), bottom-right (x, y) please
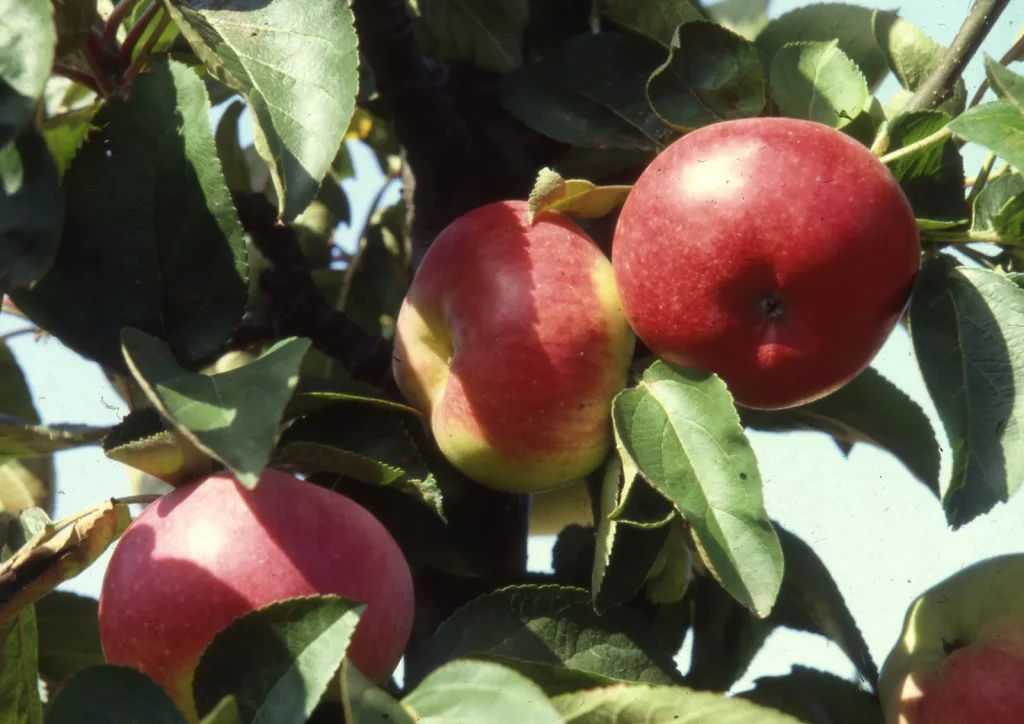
top-left (103, 0), bottom-right (144, 44)
top-left (924, 229), bottom-right (1024, 245)
top-left (967, 29), bottom-right (1024, 107)
top-left (121, 12), bottom-right (170, 84)
top-left (0, 327), bottom-right (41, 344)
top-left (904, 0), bottom-right (1011, 113)
top-left (966, 152), bottom-right (998, 206)
top-left (81, 30), bottom-right (117, 99)
top-left (965, 162), bottom-right (1012, 187)
top-left (51, 64), bottom-right (101, 95)
top-left (119, 1), bottom-right (160, 66)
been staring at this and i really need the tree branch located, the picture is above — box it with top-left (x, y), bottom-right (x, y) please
top-left (903, 0), bottom-right (1011, 113)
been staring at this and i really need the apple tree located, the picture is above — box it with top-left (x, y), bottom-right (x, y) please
top-left (1, 0), bottom-right (1023, 721)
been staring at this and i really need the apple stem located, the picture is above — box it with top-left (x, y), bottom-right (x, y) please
top-left (878, 128), bottom-right (953, 165)
top-left (902, 0), bottom-right (1012, 113)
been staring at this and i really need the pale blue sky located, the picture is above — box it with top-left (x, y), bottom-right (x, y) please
top-left (9, 0), bottom-right (1022, 696)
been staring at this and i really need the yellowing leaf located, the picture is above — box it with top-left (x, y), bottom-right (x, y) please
top-left (527, 167), bottom-right (631, 224)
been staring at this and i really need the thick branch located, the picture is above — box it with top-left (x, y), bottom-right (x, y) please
top-left (903, 0), bottom-right (1011, 113)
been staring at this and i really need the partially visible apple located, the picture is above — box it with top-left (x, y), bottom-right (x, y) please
top-left (392, 200), bottom-right (635, 494)
top-left (879, 554), bottom-right (1024, 723)
top-left (612, 117), bottom-right (921, 409)
top-left (98, 469), bottom-right (414, 721)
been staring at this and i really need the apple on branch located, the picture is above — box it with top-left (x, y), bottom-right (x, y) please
top-left (612, 117), bottom-right (921, 410)
top-left (392, 199), bottom-right (635, 494)
top-left (879, 554), bottom-right (1024, 724)
top-left (98, 469), bottom-right (415, 721)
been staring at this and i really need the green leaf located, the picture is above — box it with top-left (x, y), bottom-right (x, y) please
top-left (121, 329), bottom-right (310, 489)
top-left (646, 21), bottom-right (766, 132)
top-left (527, 167), bottom-right (631, 224)
top-left (102, 408), bottom-right (216, 488)
top-left (165, 0), bottom-right (359, 220)
top-left (340, 202), bottom-right (409, 339)
top-left (404, 659), bottom-right (564, 723)
top-left (342, 659), bottom-right (414, 724)
top-left (643, 517), bottom-right (692, 604)
top-left (706, 0), bottom-right (770, 41)
top-left (10, 60), bottom-right (248, 373)
top-left (41, 104), bottom-right (99, 177)
top-left (0, 604), bottom-right (42, 723)
top-left (0, 129), bottom-right (64, 291)
top-left (948, 100), bottom-right (1024, 172)
top-left (192, 595), bottom-right (365, 724)
top-left (909, 257), bottom-right (1024, 528)
top-left (740, 666), bottom-right (884, 724)
top-left (592, 457), bottom-right (672, 614)
top-left (502, 32), bottom-right (674, 151)
top-left (200, 696), bottom-right (243, 724)
top-left (611, 362), bottom-right (784, 618)
top-left (0, 339), bottom-right (53, 515)
top-left (769, 40), bottom-right (869, 129)
top-left (972, 173), bottom-right (1024, 236)
top-left (0, 501), bottom-right (131, 625)
top-left (53, 0), bottom-right (100, 59)
top-left (0, 0), bottom-right (55, 146)
top-left (602, 0), bottom-right (703, 47)
top-left (35, 592), bottom-right (104, 691)
top-left (284, 389), bottom-right (421, 421)
top-left (215, 98), bottom-right (251, 193)
top-left (44, 665), bottom-right (188, 724)
top-left (553, 682), bottom-right (805, 722)
top-left (770, 525), bottom-right (877, 686)
top-left (739, 367), bottom-right (941, 496)
top-left (756, 3), bottom-right (891, 91)
top-left (407, 584), bottom-right (679, 693)
top-left (412, 0), bottom-right (529, 73)
top-left (0, 419), bottom-right (106, 461)
top-left (872, 12), bottom-right (966, 116)
top-left (883, 110), bottom-right (966, 223)
top-left (986, 56), bottom-right (1024, 114)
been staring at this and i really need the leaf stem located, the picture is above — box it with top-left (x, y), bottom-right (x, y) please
top-left (966, 152), bottom-right (998, 205)
top-left (903, 0), bottom-right (1011, 113)
top-left (103, 0), bottom-right (144, 45)
top-left (967, 28), bottom-right (1024, 108)
top-left (923, 229), bottom-right (1024, 246)
top-left (80, 31), bottom-right (117, 100)
top-left (119, 1), bottom-right (161, 66)
top-left (0, 327), bottom-right (41, 344)
top-left (878, 127), bottom-right (953, 165)
top-left (50, 64), bottom-right (101, 95)
top-left (121, 12), bottom-right (171, 85)
top-left (965, 161), bottom-right (1012, 187)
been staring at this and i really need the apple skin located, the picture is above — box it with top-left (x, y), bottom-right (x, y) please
top-left (98, 469), bottom-right (414, 721)
top-left (879, 554), bottom-right (1024, 724)
top-left (612, 117), bottom-right (921, 409)
top-left (392, 200), bottom-right (635, 494)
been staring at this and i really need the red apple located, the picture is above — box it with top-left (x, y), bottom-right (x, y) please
top-left (880, 554), bottom-right (1024, 724)
top-left (392, 200), bottom-right (635, 493)
top-left (98, 469), bottom-right (414, 721)
top-left (612, 117), bottom-right (920, 409)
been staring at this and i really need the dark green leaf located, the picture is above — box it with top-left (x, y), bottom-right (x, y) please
top-left (342, 659), bottom-right (413, 724)
top-left (0, 0), bottom-right (55, 146)
top-left (643, 517), bottom-right (692, 604)
top-left (341, 202), bottom-right (409, 339)
top-left (872, 12), bottom-right (966, 116)
top-left (948, 100), bottom-right (1024, 172)
top-left (215, 99), bottom-right (251, 193)
top-left (0, 339), bottom-right (53, 514)
top-left (769, 40), bottom-right (869, 128)
top-left (11, 61), bottom-right (248, 372)
top-left (35, 592), bottom-right (104, 691)
top-left (0, 129), bottom-right (63, 291)
top-left (165, 0), bottom-right (359, 220)
top-left (554, 682), bottom-right (806, 722)
top-left (972, 173), bottom-right (1024, 236)
top-left (53, 0), bottom-right (100, 59)
top-left (986, 56), bottom-right (1024, 114)
top-left (44, 665), bottom-right (188, 724)
top-left (193, 595), bottom-right (365, 724)
top-left (612, 362), bottom-right (783, 617)
top-left (706, 0), bottom-right (770, 41)
top-left (413, 0), bottom-right (529, 73)
top-left (41, 104), bottom-right (98, 177)
top-left (502, 32), bottom-right (674, 151)
top-left (407, 584), bottom-right (680, 692)
top-left (739, 367), bottom-right (941, 496)
top-left (756, 3), bottom-right (891, 91)
top-left (404, 660), bottom-right (564, 724)
top-left (602, 0), bottom-right (703, 47)
top-left (646, 21), bottom-right (766, 132)
top-left (0, 604), bottom-right (42, 723)
top-left (909, 256), bottom-right (1024, 528)
top-left (883, 110), bottom-right (966, 222)
top-left (740, 666), bottom-right (884, 724)
top-left (122, 329), bottom-right (310, 488)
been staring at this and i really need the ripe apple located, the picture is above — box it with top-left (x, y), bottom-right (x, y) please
top-left (98, 469), bottom-right (414, 721)
top-left (392, 199), bottom-right (635, 493)
top-left (879, 554), bottom-right (1024, 723)
top-left (612, 117), bottom-right (920, 409)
